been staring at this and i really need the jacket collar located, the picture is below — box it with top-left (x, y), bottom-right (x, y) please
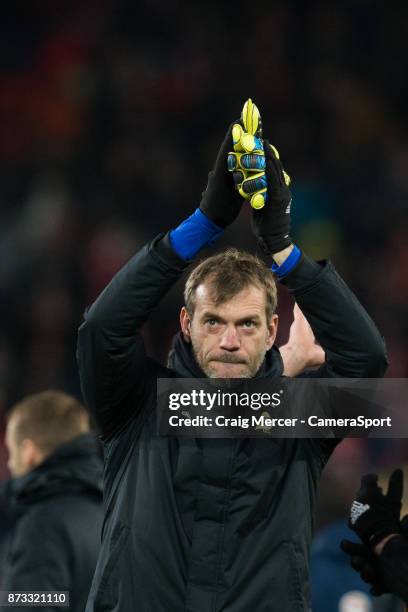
top-left (7, 433), bottom-right (103, 511)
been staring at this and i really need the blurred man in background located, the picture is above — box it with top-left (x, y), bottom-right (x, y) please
top-left (1, 390), bottom-right (103, 612)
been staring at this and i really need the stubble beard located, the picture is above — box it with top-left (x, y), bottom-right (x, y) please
top-left (191, 339), bottom-right (267, 379)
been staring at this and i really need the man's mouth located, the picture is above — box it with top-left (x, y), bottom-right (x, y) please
top-left (210, 357), bottom-right (247, 365)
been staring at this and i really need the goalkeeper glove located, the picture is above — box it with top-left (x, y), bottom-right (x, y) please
top-left (199, 124), bottom-right (244, 228)
top-left (227, 100), bottom-right (293, 254)
top-left (250, 140), bottom-right (293, 254)
top-left (227, 99), bottom-right (267, 210)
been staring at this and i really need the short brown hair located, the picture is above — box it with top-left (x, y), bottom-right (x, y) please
top-left (7, 390), bottom-right (90, 455)
top-left (184, 248), bottom-right (278, 320)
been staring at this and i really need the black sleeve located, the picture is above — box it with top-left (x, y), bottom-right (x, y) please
top-left (77, 233), bottom-right (190, 440)
top-left (2, 512), bottom-right (71, 612)
top-left (377, 535), bottom-right (408, 604)
top-left (281, 254), bottom-right (388, 378)
top-left (282, 253), bottom-right (388, 462)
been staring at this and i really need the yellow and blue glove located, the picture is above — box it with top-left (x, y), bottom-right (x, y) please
top-left (227, 99), bottom-right (267, 210)
top-left (228, 99), bottom-right (294, 255)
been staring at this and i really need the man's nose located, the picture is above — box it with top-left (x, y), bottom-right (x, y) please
top-left (219, 325), bottom-right (241, 351)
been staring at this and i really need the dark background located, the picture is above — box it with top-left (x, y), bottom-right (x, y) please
top-left (0, 0), bottom-right (406, 523)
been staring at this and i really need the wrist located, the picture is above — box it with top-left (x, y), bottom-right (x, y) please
top-left (170, 208), bottom-right (224, 260)
top-left (272, 244), bottom-right (294, 266)
top-left (280, 343), bottom-right (306, 377)
top-left (374, 533), bottom-right (399, 555)
top-left (271, 245), bottom-right (301, 279)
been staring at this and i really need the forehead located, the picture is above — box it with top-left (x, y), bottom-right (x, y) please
top-left (5, 414), bottom-right (18, 443)
top-left (194, 282), bottom-right (267, 316)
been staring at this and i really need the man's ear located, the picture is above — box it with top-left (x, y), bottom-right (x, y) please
top-left (266, 314), bottom-right (279, 350)
top-left (21, 438), bottom-right (45, 471)
top-left (180, 306), bottom-right (192, 342)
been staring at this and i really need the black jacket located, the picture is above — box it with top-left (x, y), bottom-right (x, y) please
top-left (0, 485), bottom-right (14, 588)
top-left (77, 234), bottom-right (388, 612)
top-left (1, 433), bottom-right (103, 612)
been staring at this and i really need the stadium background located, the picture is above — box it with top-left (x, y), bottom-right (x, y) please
top-left (0, 0), bottom-right (406, 542)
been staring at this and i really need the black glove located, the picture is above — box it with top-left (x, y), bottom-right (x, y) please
top-left (349, 469), bottom-right (403, 547)
top-left (250, 139), bottom-right (292, 255)
top-left (340, 539), bottom-right (389, 596)
top-left (341, 516), bottom-right (408, 598)
top-left (199, 125), bottom-right (244, 228)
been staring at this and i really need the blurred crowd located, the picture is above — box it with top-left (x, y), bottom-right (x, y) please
top-left (0, 0), bottom-right (406, 524)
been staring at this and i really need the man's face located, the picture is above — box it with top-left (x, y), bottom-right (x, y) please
top-left (5, 416), bottom-right (42, 477)
top-left (180, 283), bottom-right (278, 378)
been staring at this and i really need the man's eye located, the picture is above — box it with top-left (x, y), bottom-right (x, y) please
top-left (207, 319), bottom-right (218, 326)
top-left (242, 320), bottom-right (255, 328)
